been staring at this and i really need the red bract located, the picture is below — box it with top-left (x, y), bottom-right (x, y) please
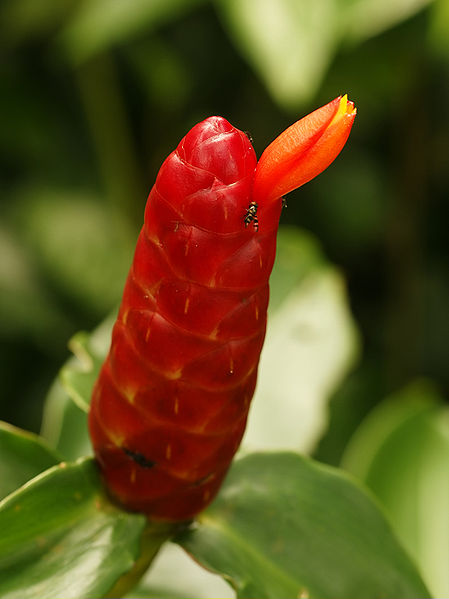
top-left (89, 96), bottom-right (357, 521)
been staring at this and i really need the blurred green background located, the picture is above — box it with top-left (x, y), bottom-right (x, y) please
top-left (1, 0), bottom-right (449, 596)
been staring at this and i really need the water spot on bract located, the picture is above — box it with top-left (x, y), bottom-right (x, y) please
top-left (165, 444), bottom-right (172, 460)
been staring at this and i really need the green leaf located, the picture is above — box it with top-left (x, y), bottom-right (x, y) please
top-left (0, 421), bottom-right (61, 500)
top-left (243, 227), bottom-right (360, 454)
top-left (267, 226), bottom-right (326, 314)
top-left (12, 188), bottom-right (133, 317)
top-left (343, 0), bottom-right (435, 43)
top-left (124, 37), bottom-right (193, 113)
top-left (41, 313), bottom-right (114, 459)
top-left (341, 380), bottom-right (440, 480)
top-left (342, 380), bottom-right (449, 598)
top-left (125, 587), bottom-right (180, 599)
top-left (0, 0), bottom-right (75, 45)
top-left (176, 453), bottom-right (431, 599)
top-left (429, 0), bottom-right (449, 58)
top-left (40, 379), bottom-right (91, 461)
top-left (0, 224), bottom-right (72, 345)
top-left (60, 311), bottom-right (114, 410)
top-left (0, 457), bottom-right (155, 599)
top-left (60, 331), bottom-right (105, 413)
top-left (60, 0), bottom-right (207, 64)
top-left (216, 0), bottom-right (340, 110)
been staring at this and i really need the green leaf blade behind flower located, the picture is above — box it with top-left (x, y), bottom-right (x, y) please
top-left (176, 452), bottom-right (431, 599)
top-left (342, 380), bottom-right (449, 598)
top-left (40, 379), bottom-right (92, 461)
top-left (216, 0), bottom-right (340, 110)
top-left (244, 227), bottom-right (359, 454)
top-left (342, 0), bottom-right (435, 44)
top-left (41, 312), bottom-right (115, 460)
top-left (60, 0), bottom-right (207, 64)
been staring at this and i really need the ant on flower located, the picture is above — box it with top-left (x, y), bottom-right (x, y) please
top-left (244, 201), bottom-right (259, 231)
top-left (244, 196), bottom-right (287, 232)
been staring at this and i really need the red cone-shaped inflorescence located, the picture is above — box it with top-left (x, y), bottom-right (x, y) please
top-left (89, 97), bottom-right (356, 521)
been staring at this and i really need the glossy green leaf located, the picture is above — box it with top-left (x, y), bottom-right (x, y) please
top-left (216, 0), bottom-right (340, 110)
top-left (0, 457), bottom-right (154, 599)
top-left (176, 452), bottom-right (431, 599)
top-left (244, 227), bottom-right (359, 454)
top-left (342, 381), bottom-right (449, 598)
top-left (0, 421), bottom-right (61, 500)
top-left (61, 0), bottom-right (206, 63)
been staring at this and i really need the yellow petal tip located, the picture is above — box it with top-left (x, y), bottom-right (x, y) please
top-left (330, 95), bottom-right (356, 125)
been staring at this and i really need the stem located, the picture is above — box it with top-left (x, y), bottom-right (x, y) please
top-left (104, 520), bottom-right (178, 598)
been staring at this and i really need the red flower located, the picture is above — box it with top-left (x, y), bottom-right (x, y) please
top-left (89, 96), bottom-right (356, 521)
top-left (254, 95), bottom-right (357, 204)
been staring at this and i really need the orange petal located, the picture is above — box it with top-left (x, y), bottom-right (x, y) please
top-left (253, 96), bottom-right (357, 204)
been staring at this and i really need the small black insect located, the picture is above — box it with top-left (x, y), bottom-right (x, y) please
top-left (123, 447), bottom-right (156, 469)
top-left (244, 130), bottom-right (253, 143)
top-left (244, 201), bottom-right (259, 231)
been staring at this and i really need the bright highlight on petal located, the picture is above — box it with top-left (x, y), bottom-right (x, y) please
top-left (253, 95), bottom-right (357, 205)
